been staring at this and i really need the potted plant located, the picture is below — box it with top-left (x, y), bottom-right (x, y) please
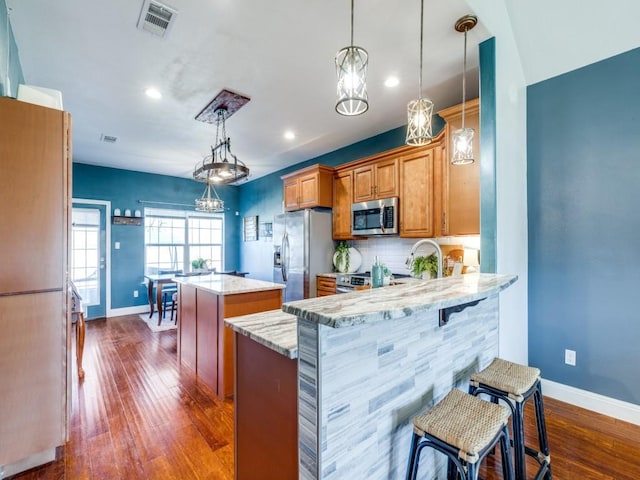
top-left (191, 257), bottom-right (208, 272)
top-left (333, 242), bottom-right (362, 273)
top-left (333, 241), bottom-right (351, 273)
top-left (411, 253), bottom-right (439, 279)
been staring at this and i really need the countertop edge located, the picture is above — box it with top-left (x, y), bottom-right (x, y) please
top-left (282, 273), bottom-right (518, 328)
top-left (225, 311), bottom-right (298, 359)
top-left (173, 274), bottom-right (285, 296)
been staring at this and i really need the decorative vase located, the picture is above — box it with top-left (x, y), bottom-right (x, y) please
top-left (332, 247), bottom-right (362, 273)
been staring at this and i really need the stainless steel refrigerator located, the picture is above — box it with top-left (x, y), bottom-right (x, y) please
top-left (273, 209), bottom-right (334, 302)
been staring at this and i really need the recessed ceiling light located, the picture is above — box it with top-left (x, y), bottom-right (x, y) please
top-left (145, 87), bottom-right (162, 99)
top-left (284, 130), bottom-right (295, 140)
top-left (384, 76), bottom-right (399, 88)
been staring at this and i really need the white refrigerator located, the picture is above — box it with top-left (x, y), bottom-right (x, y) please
top-left (273, 210), bottom-right (334, 302)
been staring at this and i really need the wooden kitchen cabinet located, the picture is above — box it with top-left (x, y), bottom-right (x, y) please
top-left (332, 169), bottom-right (353, 239)
top-left (281, 164), bottom-right (334, 211)
top-left (353, 157), bottom-right (398, 203)
top-left (317, 275), bottom-right (337, 296)
top-left (437, 99), bottom-right (480, 235)
top-left (399, 142), bottom-right (440, 238)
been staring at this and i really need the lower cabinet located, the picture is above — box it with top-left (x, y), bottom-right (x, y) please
top-left (178, 285), bottom-right (282, 398)
top-left (235, 334), bottom-right (298, 479)
top-left (317, 275), bottom-right (337, 296)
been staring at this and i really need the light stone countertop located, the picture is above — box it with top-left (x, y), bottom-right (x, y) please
top-left (173, 274), bottom-right (285, 296)
top-left (224, 310), bottom-right (298, 359)
top-left (283, 273), bottom-right (518, 328)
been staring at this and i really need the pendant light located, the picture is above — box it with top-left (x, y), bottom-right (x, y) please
top-left (335, 0), bottom-right (368, 116)
top-left (406, 0), bottom-right (434, 146)
top-left (451, 15), bottom-right (478, 165)
top-left (195, 183), bottom-right (224, 213)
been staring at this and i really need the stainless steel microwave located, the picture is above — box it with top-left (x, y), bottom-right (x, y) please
top-left (351, 197), bottom-right (399, 236)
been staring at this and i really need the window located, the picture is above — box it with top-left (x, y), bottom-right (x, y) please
top-left (71, 208), bottom-right (100, 305)
top-left (144, 208), bottom-right (224, 274)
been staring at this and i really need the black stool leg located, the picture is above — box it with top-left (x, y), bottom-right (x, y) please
top-left (405, 433), bottom-right (420, 480)
top-left (533, 384), bottom-right (552, 479)
top-left (500, 425), bottom-right (514, 480)
top-left (512, 399), bottom-right (526, 480)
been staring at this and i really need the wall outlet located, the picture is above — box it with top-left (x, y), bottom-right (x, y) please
top-left (133, 290), bottom-right (139, 298)
top-left (565, 349), bottom-right (576, 366)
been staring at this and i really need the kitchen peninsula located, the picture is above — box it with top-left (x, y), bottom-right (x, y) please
top-left (226, 273), bottom-right (517, 479)
top-left (174, 274), bottom-right (284, 398)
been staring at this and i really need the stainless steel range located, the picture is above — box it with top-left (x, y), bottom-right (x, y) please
top-left (335, 272), bottom-right (411, 293)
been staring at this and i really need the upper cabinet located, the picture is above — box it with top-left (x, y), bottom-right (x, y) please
top-left (437, 98), bottom-right (480, 236)
top-left (352, 157), bottom-right (398, 203)
top-left (332, 169), bottom-right (353, 240)
top-left (281, 164), bottom-right (333, 211)
top-left (399, 142), bottom-right (440, 238)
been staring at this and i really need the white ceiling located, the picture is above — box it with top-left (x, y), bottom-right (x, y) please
top-left (8, 0), bottom-right (640, 184)
top-left (6, 0), bottom-right (489, 182)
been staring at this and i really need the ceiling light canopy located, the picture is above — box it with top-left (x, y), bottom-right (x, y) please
top-left (193, 107), bottom-right (250, 185)
top-left (451, 15), bottom-right (478, 165)
top-left (406, 0), bottom-right (434, 146)
top-left (335, 0), bottom-right (368, 116)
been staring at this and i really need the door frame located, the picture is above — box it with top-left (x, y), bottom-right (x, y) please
top-left (72, 198), bottom-right (112, 317)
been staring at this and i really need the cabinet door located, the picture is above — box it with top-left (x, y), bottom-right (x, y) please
top-left (196, 289), bottom-right (219, 393)
top-left (439, 100), bottom-right (480, 235)
top-left (400, 148), bottom-right (435, 237)
top-left (374, 158), bottom-right (398, 198)
top-left (353, 165), bottom-right (374, 203)
top-left (0, 292), bottom-right (65, 466)
top-left (179, 285), bottom-right (197, 372)
top-left (283, 178), bottom-right (300, 211)
top-left (0, 99), bottom-right (68, 295)
top-left (332, 170), bottom-right (353, 239)
top-left (298, 173), bottom-right (319, 208)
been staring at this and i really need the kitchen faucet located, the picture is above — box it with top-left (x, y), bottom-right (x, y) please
top-left (405, 239), bottom-right (443, 278)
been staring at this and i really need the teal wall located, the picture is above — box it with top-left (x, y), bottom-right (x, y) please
top-left (0, 0), bottom-right (24, 97)
top-left (527, 46), bottom-right (640, 404)
top-left (237, 121), bottom-right (445, 281)
top-left (73, 163), bottom-right (241, 312)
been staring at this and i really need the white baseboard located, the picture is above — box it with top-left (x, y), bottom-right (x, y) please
top-left (107, 305), bottom-right (149, 317)
top-left (542, 379), bottom-right (640, 426)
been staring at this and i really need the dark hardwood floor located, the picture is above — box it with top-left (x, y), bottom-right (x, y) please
top-left (11, 314), bottom-right (640, 479)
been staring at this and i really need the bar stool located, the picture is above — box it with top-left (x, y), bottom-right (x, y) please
top-left (469, 358), bottom-right (552, 480)
top-left (406, 388), bottom-right (514, 480)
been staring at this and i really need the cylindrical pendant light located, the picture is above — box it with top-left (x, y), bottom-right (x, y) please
top-left (451, 15), bottom-right (478, 165)
top-left (406, 0), bottom-right (434, 146)
top-left (335, 0), bottom-right (369, 116)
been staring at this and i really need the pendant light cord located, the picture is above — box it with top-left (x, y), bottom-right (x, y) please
top-left (461, 26), bottom-right (468, 129)
top-left (350, 0), bottom-right (354, 46)
top-left (418, 0), bottom-right (424, 95)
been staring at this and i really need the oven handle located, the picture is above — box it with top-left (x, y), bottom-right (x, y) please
top-left (336, 287), bottom-right (354, 294)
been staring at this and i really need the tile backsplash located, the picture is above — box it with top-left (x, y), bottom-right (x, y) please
top-left (349, 235), bottom-right (480, 276)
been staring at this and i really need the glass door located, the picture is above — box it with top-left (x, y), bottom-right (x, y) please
top-left (71, 203), bottom-right (107, 318)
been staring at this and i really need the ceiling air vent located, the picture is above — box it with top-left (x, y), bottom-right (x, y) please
top-left (100, 134), bottom-right (118, 144)
top-left (137, 0), bottom-right (177, 38)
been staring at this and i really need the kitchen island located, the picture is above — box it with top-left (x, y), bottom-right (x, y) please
top-left (227, 273), bottom-right (517, 479)
top-left (174, 274), bottom-right (284, 398)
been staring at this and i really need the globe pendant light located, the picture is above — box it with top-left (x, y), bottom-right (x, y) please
top-left (451, 15), bottom-right (478, 165)
top-left (335, 0), bottom-right (368, 116)
top-left (406, 0), bottom-right (434, 146)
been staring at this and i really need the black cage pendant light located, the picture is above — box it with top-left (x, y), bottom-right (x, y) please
top-left (451, 15), bottom-right (478, 165)
top-left (335, 0), bottom-right (369, 116)
top-left (406, 0), bottom-right (434, 146)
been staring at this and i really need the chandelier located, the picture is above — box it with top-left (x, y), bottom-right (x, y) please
top-left (193, 107), bottom-right (250, 185)
top-left (335, 0), bottom-right (368, 116)
top-left (451, 15), bottom-right (478, 165)
top-left (406, 0), bottom-right (434, 146)
top-left (195, 182), bottom-right (224, 213)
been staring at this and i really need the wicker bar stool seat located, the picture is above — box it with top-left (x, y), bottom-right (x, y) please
top-left (469, 358), bottom-right (552, 480)
top-left (406, 388), bottom-right (514, 480)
